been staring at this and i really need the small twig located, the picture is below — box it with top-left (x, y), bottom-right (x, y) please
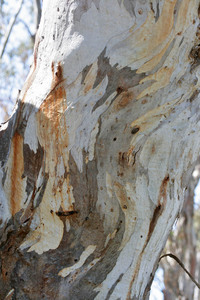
top-left (18, 19), bottom-right (35, 43)
top-left (159, 253), bottom-right (200, 289)
top-left (34, 0), bottom-right (42, 31)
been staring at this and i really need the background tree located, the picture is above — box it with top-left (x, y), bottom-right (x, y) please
top-left (1, 1), bottom-right (200, 299)
top-left (161, 166), bottom-right (199, 299)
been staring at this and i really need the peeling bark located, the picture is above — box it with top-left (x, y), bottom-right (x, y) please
top-left (1, 1), bottom-right (200, 299)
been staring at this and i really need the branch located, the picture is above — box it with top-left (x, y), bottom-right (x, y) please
top-left (159, 253), bottom-right (200, 289)
top-left (18, 19), bottom-right (35, 43)
top-left (34, 0), bottom-right (41, 31)
top-left (0, 0), bottom-right (24, 59)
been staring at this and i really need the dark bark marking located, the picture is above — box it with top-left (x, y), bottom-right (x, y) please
top-left (150, 2), bottom-right (155, 15)
top-left (116, 86), bottom-right (124, 94)
top-left (189, 9), bottom-right (200, 70)
top-left (131, 126), bottom-right (140, 135)
top-left (118, 152), bottom-right (126, 166)
top-left (146, 175), bottom-right (169, 246)
top-left (188, 90), bottom-right (199, 103)
top-left (118, 147), bottom-right (140, 167)
top-left (189, 45), bottom-right (200, 63)
top-left (147, 204), bottom-right (162, 243)
top-left (150, 1), bottom-right (159, 22)
top-left (51, 62), bottom-right (65, 92)
top-left (55, 210), bottom-right (78, 217)
top-left (55, 64), bottom-right (63, 81)
top-left (158, 174), bottom-right (169, 204)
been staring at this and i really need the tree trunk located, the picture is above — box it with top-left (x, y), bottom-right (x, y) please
top-left (1, 1), bottom-right (200, 299)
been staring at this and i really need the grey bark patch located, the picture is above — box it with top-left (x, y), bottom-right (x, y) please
top-left (81, 64), bottom-right (93, 84)
top-left (33, 173), bottom-right (49, 208)
top-left (123, 0), bottom-right (136, 17)
top-left (58, 213), bottom-right (125, 300)
top-left (12, 226), bottom-right (85, 300)
top-left (0, 211), bottom-right (32, 298)
top-left (0, 115), bottom-right (16, 167)
top-left (68, 151), bottom-right (99, 221)
top-left (15, 102), bottom-right (36, 138)
top-left (23, 142), bottom-right (44, 199)
top-left (74, 0), bottom-right (101, 22)
top-left (155, 1), bottom-right (160, 22)
top-left (92, 49), bottom-right (145, 112)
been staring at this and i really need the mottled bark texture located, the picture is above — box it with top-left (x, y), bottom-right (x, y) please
top-left (1, 1), bottom-right (200, 299)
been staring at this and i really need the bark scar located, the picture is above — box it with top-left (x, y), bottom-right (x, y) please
top-left (54, 210), bottom-right (78, 217)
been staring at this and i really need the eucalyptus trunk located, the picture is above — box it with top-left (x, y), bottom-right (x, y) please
top-left (1, 1), bottom-right (200, 299)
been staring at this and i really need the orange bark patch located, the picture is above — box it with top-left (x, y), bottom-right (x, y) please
top-left (158, 174), bottom-right (169, 204)
top-left (36, 65), bottom-right (75, 211)
top-left (37, 64), bottom-right (68, 165)
top-left (151, 144), bottom-right (156, 154)
top-left (10, 132), bottom-right (24, 216)
top-left (114, 91), bottom-right (134, 110)
top-left (40, 86), bottom-right (67, 124)
top-left (141, 99), bottom-right (147, 104)
top-left (114, 182), bottom-right (128, 210)
top-left (84, 81), bottom-right (93, 95)
top-left (37, 84), bottom-right (68, 157)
